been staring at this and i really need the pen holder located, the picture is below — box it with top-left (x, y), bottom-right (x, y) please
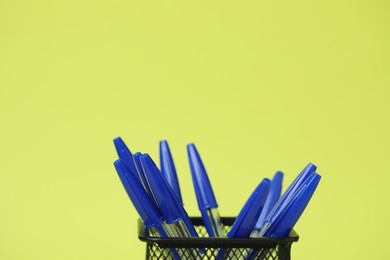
top-left (138, 217), bottom-right (299, 260)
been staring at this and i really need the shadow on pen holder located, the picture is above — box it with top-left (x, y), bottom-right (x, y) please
top-left (138, 217), bottom-right (299, 260)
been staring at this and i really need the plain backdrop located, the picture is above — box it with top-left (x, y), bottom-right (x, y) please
top-left (1, 1), bottom-right (389, 259)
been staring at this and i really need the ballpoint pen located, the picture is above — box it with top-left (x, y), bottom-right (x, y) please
top-left (219, 178), bottom-right (271, 260)
top-left (113, 159), bottom-right (168, 237)
top-left (187, 143), bottom-right (225, 237)
top-left (276, 163), bottom-right (316, 211)
top-left (246, 163), bottom-right (316, 260)
top-left (114, 159), bottom-right (180, 259)
top-left (227, 178), bottom-right (271, 238)
top-left (160, 140), bottom-right (183, 205)
top-left (265, 172), bottom-right (321, 238)
top-left (257, 170), bottom-right (320, 236)
top-left (256, 162), bottom-right (317, 236)
top-left (250, 171), bottom-right (284, 238)
top-left (247, 173), bottom-right (321, 260)
top-left (141, 154), bottom-right (202, 258)
top-left (246, 171), bottom-right (283, 259)
top-left (140, 154), bottom-right (199, 238)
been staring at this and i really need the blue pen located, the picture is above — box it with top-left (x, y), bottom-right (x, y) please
top-left (257, 172), bottom-right (320, 238)
top-left (219, 179), bottom-right (271, 260)
top-left (247, 174), bottom-right (321, 260)
top-left (260, 163), bottom-right (317, 232)
top-left (280, 163), bottom-right (316, 207)
top-left (251, 171), bottom-right (284, 237)
top-left (140, 154), bottom-right (199, 238)
top-left (141, 154), bottom-right (203, 257)
top-left (228, 178), bottom-right (271, 238)
top-left (247, 172), bottom-right (321, 260)
top-left (159, 140), bottom-right (183, 205)
top-left (264, 172), bottom-right (321, 237)
top-left (246, 172), bottom-right (283, 259)
top-left (133, 152), bottom-right (153, 198)
top-left (113, 137), bottom-right (138, 178)
top-left (114, 159), bottom-right (181, 259)
top-left (113, 159), bottom-right (168, 237)
top-left (187, 143), bottom-right (225, 237)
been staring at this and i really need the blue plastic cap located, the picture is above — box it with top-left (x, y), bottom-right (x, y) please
top-left (113, 137), bottom-right (138, 176)
top-left (254, 171), bottom-right (284, 230)
top-left (133, 152), bottom-right (153, 197)
top-left (140, 154), bottom-right (183, 224)
top-left (113, 159), bottom-right (163, 229)
top-left (268, 172), bottom-right (321, 237)
top-left (187, 143), bottom-right (218, 210)
top-left (159, 140), bottom-right (183, 205)
top-left (286, 163), bottom-right (317, 197)
top-left (266, 163), bottom-right (317, 224)
top-left (227, 178), bottom-right (271, 238)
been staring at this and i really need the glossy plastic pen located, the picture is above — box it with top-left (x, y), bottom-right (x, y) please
top-left (250, 171), bottom-right (284, 238)
top-left (220, 178), bottom-right (271, 260)
top-left (261, 172), bottom-right (321, 238)
top-left (113, 159), bottom-right (167, 236)
top-left (160, 140), bottom-right (183, 205)
top-left (187, 143), bottom-right (225, 237)
top-left (114, 159), bottom-right (180, 259)
top-left (141, 154), bottom-right (202, 258)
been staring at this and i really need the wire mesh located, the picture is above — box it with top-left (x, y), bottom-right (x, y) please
top-left (139, 217), bottom-right (298, 260)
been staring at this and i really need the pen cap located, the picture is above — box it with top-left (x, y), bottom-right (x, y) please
top-left (114, 159), bottom-right (163, 229)
top-left (141, 154), bottom-right (183, 224)
top-left (227, 178), bottom-right (271, 238)
top-left (159, 140), bottom-right (183, 205)
top-left (187, 143), bottom-right (218, 210)
top-left (133, 152), bottom-right (153, 198)
top-left (254, 171), bottom-right (284, 230)
top-left (268, 172), bottom-right (321, 237)
top-left (266, 163), bottom-right (317, 224)
top-left (284, 163), bottom-right (316, 201)
top-left (113, 137), bottom-right (138, 177)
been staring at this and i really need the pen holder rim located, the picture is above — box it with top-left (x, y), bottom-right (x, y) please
top-left (138, 217), bottom-right (299, 249)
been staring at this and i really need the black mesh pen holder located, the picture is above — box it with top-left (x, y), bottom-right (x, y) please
top-left (138, 217), bottom-right (299, 260)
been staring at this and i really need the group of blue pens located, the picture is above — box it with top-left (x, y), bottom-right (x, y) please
top-left (113, 137), bottom-right (321, 259)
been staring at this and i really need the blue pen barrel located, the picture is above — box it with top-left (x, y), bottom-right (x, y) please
top-left (206, 208), bottom-right (225, 237)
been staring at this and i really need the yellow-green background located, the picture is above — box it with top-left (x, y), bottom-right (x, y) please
top-left (1, 1), bottom-right (389, 259)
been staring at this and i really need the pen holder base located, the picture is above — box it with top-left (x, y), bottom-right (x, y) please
top-left (138, 217), bottom-right (299, 260)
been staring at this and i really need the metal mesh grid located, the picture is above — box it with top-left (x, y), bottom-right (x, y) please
top-left (142, 222), bottom-right (294, 260)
